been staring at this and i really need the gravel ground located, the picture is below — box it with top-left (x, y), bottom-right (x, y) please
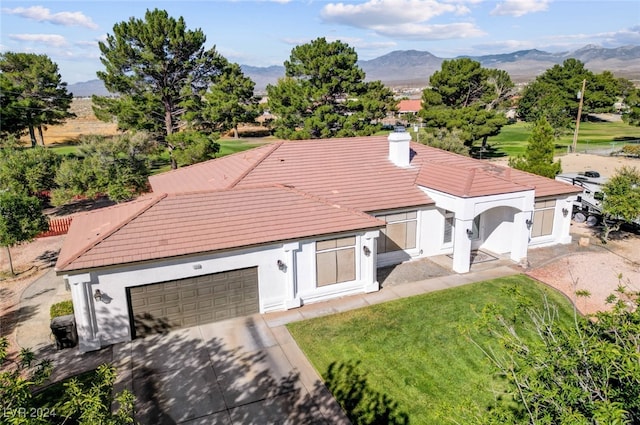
top-left (526, 223), bottom-right (640, 315)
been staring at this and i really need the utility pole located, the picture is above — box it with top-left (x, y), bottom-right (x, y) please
top-left (572, 78), bottom-right (586, 153)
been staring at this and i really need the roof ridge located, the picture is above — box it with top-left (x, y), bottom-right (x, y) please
top-left (480, 166), bottom-right (536, 190)
top-left (228, 141), bottom-right (283, 188)
top-left (154, 142), bottom-right (278, 177)
top-left (463, 168), bottom-right (476, 196)
top-left (55, 194), bottom-right (167, 271)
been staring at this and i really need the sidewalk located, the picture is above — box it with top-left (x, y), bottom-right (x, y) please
top-left (15, 268), bottom-right (71, 351)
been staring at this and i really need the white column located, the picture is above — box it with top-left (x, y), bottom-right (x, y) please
top-left (558, 198), bottom-right (575, 244)
top-left (66, 274), bottom-right (101, 352)
top-left (284, 242), bottom-right (301, 309)
top-left (362, 230), bottom-right (380, 292)
top-left (452, 219), bottom-right (472, 273)
top-left (510, 211), bottom-right (530, 264)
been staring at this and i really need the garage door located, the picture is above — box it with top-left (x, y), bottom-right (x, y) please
top-left (128, 267), bottom-right (259, 338)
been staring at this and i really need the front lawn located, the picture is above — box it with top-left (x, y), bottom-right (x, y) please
top-left (287, 275), bottom-right (576, 424)
top-left (486, 120), bottom-right (640, 157)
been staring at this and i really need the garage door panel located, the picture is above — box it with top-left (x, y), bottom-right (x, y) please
top-left (129, 267), bottom-right (259, 338)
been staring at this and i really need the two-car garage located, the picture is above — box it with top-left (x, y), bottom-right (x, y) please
top-left (127, 267), bottom-right (259, 338)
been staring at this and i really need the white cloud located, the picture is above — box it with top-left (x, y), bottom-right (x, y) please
top-left (8, 33), bottom-right (67, 48)
top-left (321, 0), bottom-right (484, 41)
top-left (374, 22), bottom-right (486, 40)
top-left (2, 6), bottom-right (98, 29)
top-left (491, 0), bottom-right (551, 17)
top-left (322, 0), bottom-right (461, 26)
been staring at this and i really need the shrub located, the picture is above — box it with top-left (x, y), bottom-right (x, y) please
top-left (621, 144), bottom-right (640, 157)
top-left (50, 300), bottom-right (74, 319)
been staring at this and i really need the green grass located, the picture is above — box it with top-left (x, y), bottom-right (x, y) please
top-left (287, 275), bottom-right (576, 424)
top-left (50, 300), bottom-right (74, 319)
top-left (487, 121), bottom-right (640, 157)
top-left (48, 138), bottom-right (266, 175)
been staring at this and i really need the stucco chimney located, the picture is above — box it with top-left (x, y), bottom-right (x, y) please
top-left (388, 127), bottom-right (411, 167)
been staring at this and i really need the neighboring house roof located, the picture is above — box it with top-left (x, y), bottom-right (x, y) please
top-left (56, 185), bottom-right (384, 272)
top-left (397, 99), bottom-right (422, 113)
top-left (56, 134), bottom-right (580, 273)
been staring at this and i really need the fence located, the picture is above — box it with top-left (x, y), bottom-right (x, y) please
top-left (38, 216), bottom-right (73, 238)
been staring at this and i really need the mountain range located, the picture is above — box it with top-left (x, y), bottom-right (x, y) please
top-left (69, 44), bottom-right (640, 97)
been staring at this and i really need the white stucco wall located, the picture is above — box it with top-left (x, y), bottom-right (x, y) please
top-left (64, 230), bottom-right (380, 352)
top-left (529, 195), bottom-right (576, 247)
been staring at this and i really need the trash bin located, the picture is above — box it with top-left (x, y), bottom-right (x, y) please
top-left (50, 314), bottom-right (78, 349)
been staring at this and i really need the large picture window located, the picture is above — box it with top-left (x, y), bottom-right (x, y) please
top-left (316, 237), bottom-right (356, 287)
top-left (532, 200), bottom-right (556, 237)
top-left (376, 211), bottom-right (418, 254)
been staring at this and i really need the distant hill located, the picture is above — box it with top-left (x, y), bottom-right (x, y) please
top-left (67, 79), bottom-right (110, 98)
top-left (69, 44), bottom-right (640, 97)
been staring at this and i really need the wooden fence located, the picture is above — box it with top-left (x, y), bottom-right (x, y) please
top-left (38, 216), bottom-right (73, 238)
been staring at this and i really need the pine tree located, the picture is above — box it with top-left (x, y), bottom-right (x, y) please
top-left (509, 117), bottom-right (562, 178)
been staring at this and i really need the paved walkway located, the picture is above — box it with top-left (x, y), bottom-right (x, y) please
top-left (16, 253), bottom-right (524, 423)
top-left (15, 268), bottom-right (71, 351)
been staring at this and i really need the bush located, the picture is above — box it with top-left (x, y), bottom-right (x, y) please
top-left (621, 144), bottom-right (640, 157)
top-left (50, 300), bottom-right (74, 319)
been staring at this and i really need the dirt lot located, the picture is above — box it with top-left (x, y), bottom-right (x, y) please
top-left (527, 223), bottom-right (640, 315)
top-left (491, 152), bottom-right (640, 177)
top-left (21, 98), bottom-right (118, 145)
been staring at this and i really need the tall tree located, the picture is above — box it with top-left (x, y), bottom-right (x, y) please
top-left (266, 37), bottom-right (396, 139)
top-left (93, 9), bottom-right (227, 168)
top-left (193, 61), bottom-right (258, 138)
top-left (0, 52), bottom-right (74, 146)
top-left (509, 117), bottom-right (562, 178)
top-left (622, 86), bottom-right (640, 126)
top-left (419, 58), bottom-right (511, 149)
top-left (0, 192), bottom-right (48, 275)
top-left (518, 59), bottom-right (625, 133)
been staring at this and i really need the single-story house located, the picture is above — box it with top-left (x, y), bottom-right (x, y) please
top-left (56, 130), bottom-right (580, 352)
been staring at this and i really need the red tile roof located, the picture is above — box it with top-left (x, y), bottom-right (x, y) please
top-left (397, 99), bottom-right (422, 113)
top-left (148, 143), bottom-right (280, 194)
top-left (411, 144), bottom-right (580, 198)
top-left (57, 134), bottom-right (580, 272)
top-left (56, 185), bottom-right (384, 272)
top-left (234, 136), bottom-right (432, 212)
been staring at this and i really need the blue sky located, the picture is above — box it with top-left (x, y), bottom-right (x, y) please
top-left (1, 0), bottom-right (639, 84)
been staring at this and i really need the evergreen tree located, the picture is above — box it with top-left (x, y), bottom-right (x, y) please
top-left (0, 52), bottom-right (74, 146)
top-left (93, 9), bottom-right (227, 168)
top-left (419, 58), bottom-right (511, 149)
top-left (266, 37), bottom-right (395, 139)
top-left (509, 117), bottom-right (562, 178)
top-left (195, 61), bottom-right (258, 138)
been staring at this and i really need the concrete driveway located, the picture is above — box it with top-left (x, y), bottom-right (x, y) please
top-left (113, 314), bottom-right (349, 424)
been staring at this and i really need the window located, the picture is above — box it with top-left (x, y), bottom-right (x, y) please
top-left (316, 237), bottom-right (356, 287)
top-left (376, 211), bottom-right (417, 254)
top-left (443, 211), bottom-right (454, 244)
top-left (532, 199), bottom-right (556, 237)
